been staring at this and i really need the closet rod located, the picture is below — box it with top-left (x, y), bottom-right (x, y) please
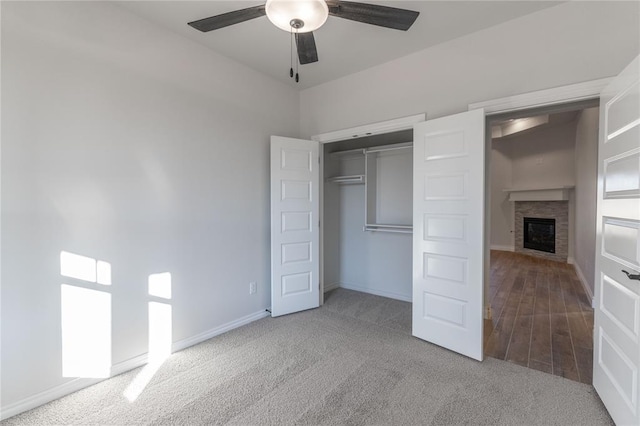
top-left (365, 144), bottom-right (413, 154)
top-left (365, 224), bottom-right (412, 229)
top-left (330, 148), bottom-right (366, 156)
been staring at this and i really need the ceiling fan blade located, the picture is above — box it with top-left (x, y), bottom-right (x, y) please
top-left (296, 32), bottom-right (319, 65)
top-left (188, 5), bottom-right (266, 32)
top-left (326, 1), bottom-right (419, 31)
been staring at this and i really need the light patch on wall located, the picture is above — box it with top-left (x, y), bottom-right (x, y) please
top-left (96, 260), bottom-right (112, 285)
top-left (60, 251), bottom-right (113, 378)
top-left (60, 251), bottom-right (111, 285)
top-left (148, 269), bottom-right (172, 362)
top-left (61, 285), bottom-right (111, 378)
top-left (123, 272), bottom-right (173, 402)
top-left (60, 251), bottom-right (97, 283)
top-left (148, 302), bottom-right (172, 363)
top-left (148, 272), bottom-right (171, 299)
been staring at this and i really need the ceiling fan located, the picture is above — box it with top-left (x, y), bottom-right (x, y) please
top-left (188, 0), bottom-right (419, 81)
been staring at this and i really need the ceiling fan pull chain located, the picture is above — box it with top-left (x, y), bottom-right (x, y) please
top-left (295, 29), bottom-right (300, 83)
top-left (289, 27), bottom-right (294, 78)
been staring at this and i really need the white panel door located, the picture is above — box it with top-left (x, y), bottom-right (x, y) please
top-left (270, 136), bottom-right (320, 317)
top-left (594, 56), bottom-right (640, 426)
top-left (412, 109), bottom-right (485, 361)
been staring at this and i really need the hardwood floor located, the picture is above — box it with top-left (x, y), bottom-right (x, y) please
top-left (484, 250), bottom-right (594, 384)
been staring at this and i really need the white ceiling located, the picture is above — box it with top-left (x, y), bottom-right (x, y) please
top-left (119, 1), bottom-right (562, 90)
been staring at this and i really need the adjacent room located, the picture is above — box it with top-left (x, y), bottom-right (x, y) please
top-left (2, 1), bottom-right (639, 424)
top-left (485, 105), bottom-right (600, 384)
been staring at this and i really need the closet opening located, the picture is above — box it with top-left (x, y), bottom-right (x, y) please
top-left (484, 99), bottom-right (599, 384)
top-left (321, 129), bottom-right (414, 328)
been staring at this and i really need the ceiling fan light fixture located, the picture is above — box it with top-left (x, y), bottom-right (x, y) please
top-left (265, 0), bottom-right (329, 33)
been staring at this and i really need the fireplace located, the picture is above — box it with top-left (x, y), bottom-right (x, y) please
top-left (523, 217), bottom-right (556, 253)
top-left (514, 202), bottom-right (566, 262)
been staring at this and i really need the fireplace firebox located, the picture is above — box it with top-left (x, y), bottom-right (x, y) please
top-left (523, 217), bottom-right (556, 253)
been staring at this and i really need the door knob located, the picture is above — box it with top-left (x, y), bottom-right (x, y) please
top-left (622, 270), bottom-right (640, 281)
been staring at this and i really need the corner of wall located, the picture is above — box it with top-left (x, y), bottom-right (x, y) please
top-left (572, 261), bottom-right (594, 306)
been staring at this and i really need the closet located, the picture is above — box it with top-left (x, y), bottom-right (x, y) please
top-left (322, 130), bottom-right (413, 301)
top-left (271, 109), bottom-right (485, 360)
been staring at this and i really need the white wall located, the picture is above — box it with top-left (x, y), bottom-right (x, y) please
top-left (1, 1), bottom-right (299, 414)
top-left (335, 185), bottom-right (412, 300)
top-left (490, 141), bottom-right (513, 250)
top-left (300, 1), bottom-right (639, 137)
top-left (509, 122), bottom-right (577, 190)
top-left (574, 107), bottom-right (599, 297)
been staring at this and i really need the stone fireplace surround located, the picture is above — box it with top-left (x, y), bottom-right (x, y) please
top-left (514, 201), bottom-right (569, 262)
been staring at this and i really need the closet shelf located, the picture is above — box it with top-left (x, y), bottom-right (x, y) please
top-left (327, 175), bottom-right (365, 185)
top-left (364, 224), bottom-right (413, 234)
top-left (330, 148), bottom-right (365, 157)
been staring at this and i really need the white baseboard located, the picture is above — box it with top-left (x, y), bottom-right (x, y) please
top-left (111, 353), bottom-right (148, 376)
top-left (323, 282), bottom-right (340, 292)
top-left (172, 310), bottom-right (269, 352)
top-left (339, 282), bottom-right (411, 302)
top-left (0, 377), bottom-right (104, 421)
top-left (490, 245), bottom-right (514, 252)
top-left (572, 262), bottom-right (594, 308)
top-left (0, 309), bottom-right (269, 421)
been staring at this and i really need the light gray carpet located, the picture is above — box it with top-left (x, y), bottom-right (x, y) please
top-left (3, 288), bottom-right (612, 425)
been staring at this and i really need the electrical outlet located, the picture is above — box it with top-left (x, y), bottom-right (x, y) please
top-left (249, 281), bottom-right (257, 295)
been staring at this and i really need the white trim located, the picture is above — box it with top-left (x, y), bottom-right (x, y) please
top-left (111, 353), bottom-right (148, 376)
top-left (572, 261), bottom-right (595, 308)
top-left (0, 377), bottom-right (103, 421)
top-left (490, 245), bottom-right (514, 252)
top-left (0, 353), bottom-right (149, 422)
top-left (172, 310), bottom-right (270, 352)
top-left (0, 309), bottom-right (269, 421)
top-left (469, 78), bottom-right (611, 115)
top-left (339, 282), bottom-right (411, 302)
top-left (323, 281), bottom-right (340, 292)
top-left (311, 113), bottom-right (425, 143)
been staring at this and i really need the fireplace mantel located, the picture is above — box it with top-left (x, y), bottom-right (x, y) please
top-left (503, 186), bottom-right (574, 202)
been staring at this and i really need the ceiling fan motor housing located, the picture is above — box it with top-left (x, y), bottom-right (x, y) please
top-left (265, 0), bottom-right (329, 33)
top-left (290, 18), bottom-right (305, 30)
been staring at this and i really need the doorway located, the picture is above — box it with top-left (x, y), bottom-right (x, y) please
top-left (483, 102), bottom-right (599, 384)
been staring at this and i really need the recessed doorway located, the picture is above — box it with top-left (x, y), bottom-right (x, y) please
top-left (484, 103), bottom-right (599, 384)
